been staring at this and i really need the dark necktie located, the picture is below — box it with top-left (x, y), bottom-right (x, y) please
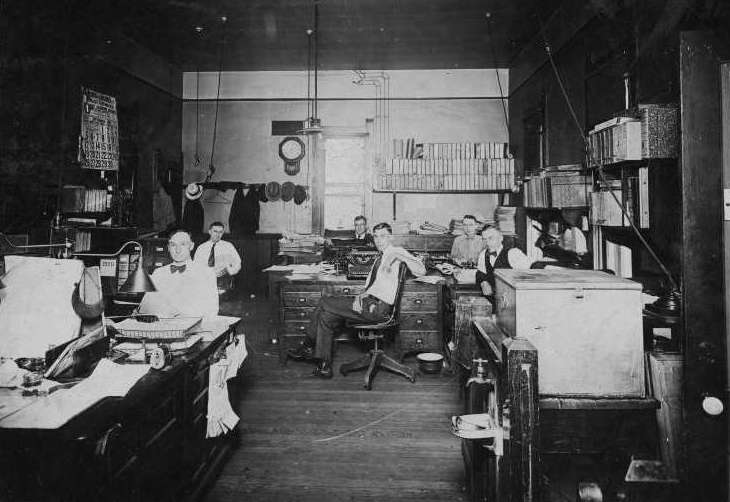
top-left (364, 254), bottom-right (383, 290)
top-left (170, 264), bottom-right (186, 274)
top-left (208, 242), bottom-right (216, 267)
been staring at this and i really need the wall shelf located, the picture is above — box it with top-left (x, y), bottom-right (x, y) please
top-left (373, 189), bottom-right (511, 194)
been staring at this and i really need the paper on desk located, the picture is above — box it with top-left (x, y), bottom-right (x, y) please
top-left (189, 315), bottom-right (241, 342)
top-left (413, 275), bottom-right (445, 284)
top-left (262, 265), bottom-right (293, 272)
top-left (0, 359), bottom-right (149, 429)
top-left (224, 334), bottom-right (248, 380)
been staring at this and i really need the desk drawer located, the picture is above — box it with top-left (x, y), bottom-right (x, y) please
top-left (327, 284), bottom-right (364, 296)
top-left (399, 330), bottom-right (441, 354)
top-left (399, 312), bottom-right (439, 331)
top-left (282, 292), bottom-right (321, 307)
top-left (282, 307), bottom-right (315, 321)
top-left (281, 320), bottom-right (310, 335)
top-left (401, 293), bottom-right (438, 311)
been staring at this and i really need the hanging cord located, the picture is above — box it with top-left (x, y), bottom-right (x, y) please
top-left (206, 17), bottom-right (227, 182)
top-left (306, 28), bottom-right (313, 121)
top-left (194, 67), bottom-right (200, 167)
top-left (485, 12), bottom-right (509, 138)
top-left (537, 19), bottom-right (678, 292)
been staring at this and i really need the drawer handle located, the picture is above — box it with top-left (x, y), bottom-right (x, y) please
top-left (414, 299), bottom-right (423, 305)
top-left (298, 325), bottom-right (306, 331)
top-left (343, 287), bottom-right (350, 294)
top-left (416, 338), bottom-right (424, 345)
top-left (298, 297), bottom-right (306, 303)
top-left (416, 319), bottom-right (423, 325)
top-left (299, 311), bottom-right (307, 318)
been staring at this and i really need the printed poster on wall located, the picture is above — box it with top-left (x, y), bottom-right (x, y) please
top-left (78, 87), bottom-right (119, 171)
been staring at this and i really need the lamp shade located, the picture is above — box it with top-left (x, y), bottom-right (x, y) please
top-left (119, 265), bottom-right (156, 294)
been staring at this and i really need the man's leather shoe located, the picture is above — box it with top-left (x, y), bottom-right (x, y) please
top-left (312, 361), bottom-right (333, 379)
top-left (287, 343), bottom-right (315, 361)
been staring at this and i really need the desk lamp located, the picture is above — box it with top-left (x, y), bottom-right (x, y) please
top-left (74, 241), bottom-right (156, 293)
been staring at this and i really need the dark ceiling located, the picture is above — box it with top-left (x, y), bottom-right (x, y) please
top-left (22, 0), bottom-right (564, 71)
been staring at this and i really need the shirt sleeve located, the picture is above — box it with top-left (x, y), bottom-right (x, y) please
top-left (223, 241), bottom-right (242, 275)
top-left (507, 248), bottom-right (533, 269)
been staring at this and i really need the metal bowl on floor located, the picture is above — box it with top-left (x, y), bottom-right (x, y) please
top-left (417, 352), bottom-right (444, 374)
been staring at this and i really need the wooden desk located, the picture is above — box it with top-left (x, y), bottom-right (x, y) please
top-left (270, 273), bottom-right (445, 362)
top-left (0, 318), bottom-right (242, 502)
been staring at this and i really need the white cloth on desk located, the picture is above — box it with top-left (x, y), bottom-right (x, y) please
top-left (194, 239), bottom-right (242, 276)
top-left (145, 260), bottom-right (219, 320)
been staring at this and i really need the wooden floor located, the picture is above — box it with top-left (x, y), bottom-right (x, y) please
top-left (206, 295), bottom-right (467, 502)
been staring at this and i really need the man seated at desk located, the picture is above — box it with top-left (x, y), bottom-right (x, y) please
top-left (326, 215), bottom-right (375, 248)
top-left (193, 221), bottom-right (242, 295)
top-left (450, 214), bottom-right (486, 266)
top-left (476, 226), bottom-right (532, 299)
top-left (139, 229), bottom-right (219, 320)
top-left (287, 222), bottom-right (426, 378)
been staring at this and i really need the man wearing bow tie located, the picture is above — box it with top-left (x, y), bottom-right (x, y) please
top-left (476, 226), bottom-right (532, 298)
top-left (142, 229), bottom-right (219, 320)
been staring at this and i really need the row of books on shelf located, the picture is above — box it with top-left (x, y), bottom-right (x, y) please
top-left (378, 171), bottom-right (514, 191)
top-left (62, 185), bottom-right (112, 213)
top-left (587, 104), bottom-right (678, 166)
top-left (589, 168), bottom-right (649, 228)
top-left (73, 230), bottom-right (92, 253)
top-left (393, 139), bottom-right (511, 160)
top-left (384, 157), bottom-right (515, 175)
top-left (523, 173), bottom-right (591, 208)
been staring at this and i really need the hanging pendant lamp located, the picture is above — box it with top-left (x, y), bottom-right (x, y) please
top-left (299, 1), bottom-right (322, 135)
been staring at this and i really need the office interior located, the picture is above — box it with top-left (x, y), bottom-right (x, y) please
top-left (0, 1), bottom-right (729, 501)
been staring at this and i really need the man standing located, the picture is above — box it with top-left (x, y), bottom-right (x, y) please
top-left (287, 222), bottom-right (427, 378)
top-left (194, 221), bottom-right (242, 294)
top-left (476, 226), bottom-right (532, 298)
top-left (450, 214), bottom-right (486, 266)
top-left (141, 229), bottom-right (219, 320)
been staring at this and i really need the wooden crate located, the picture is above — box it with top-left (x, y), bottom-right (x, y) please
top-left (494, 269), bottom-right (645, 397)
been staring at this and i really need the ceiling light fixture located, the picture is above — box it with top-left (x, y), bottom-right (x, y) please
top-left (299, 1), bottom-right (323, 135)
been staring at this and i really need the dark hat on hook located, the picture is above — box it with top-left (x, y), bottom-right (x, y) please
top-left (294, 185), bottom-right (307, 205)
top-left (265, 181), bottom-right (281, 201)
top-left (257, 184), bottom-right (268, 202)
top-left (281, 182), bottom-right (296, 202)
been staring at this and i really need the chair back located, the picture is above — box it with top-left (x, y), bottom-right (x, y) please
top-left (373, 261), bottom-right (409, 329)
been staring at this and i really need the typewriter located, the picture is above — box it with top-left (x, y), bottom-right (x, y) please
top-left (346, 249), bottom-right (379, 280)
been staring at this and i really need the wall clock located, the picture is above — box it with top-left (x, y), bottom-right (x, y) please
top-left (279, 136), bottom-right (305, 175)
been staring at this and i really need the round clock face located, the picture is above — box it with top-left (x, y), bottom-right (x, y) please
top-left (279, 136), bottom-right (305, 163)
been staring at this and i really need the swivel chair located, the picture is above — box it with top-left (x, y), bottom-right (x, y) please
top-left (339, 262), bottom-right (416, 390)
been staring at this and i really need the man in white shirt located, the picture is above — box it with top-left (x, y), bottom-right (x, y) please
top-left (476, 226), bottom-right (532, 298)
top-left (450, 214), bottom-right (487, 266)
top-left (194, 221), bottom-right (242, 294)
top-left (140, 229), bottom-right (219, 320)
top-left (287, 222), bottom-right (427, 378)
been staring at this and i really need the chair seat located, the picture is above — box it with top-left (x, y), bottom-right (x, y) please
top-left (347, 320), bottom-right (398, 330)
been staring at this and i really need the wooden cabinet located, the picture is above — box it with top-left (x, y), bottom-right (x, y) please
top-left (276, 276), bottom-right (444, 362)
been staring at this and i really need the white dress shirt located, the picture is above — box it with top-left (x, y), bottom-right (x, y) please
top-left (476, 245), bottom-right (532, 273)
top-left (194, 239), bottom-right (242, 276)
top-left (147, 260), bottom-right (219, 319)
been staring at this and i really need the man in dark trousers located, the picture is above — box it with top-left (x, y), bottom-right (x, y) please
top-left (476, 226), bottom-right (532, 299)
top-left (287, 222), bottom-right (427, 378)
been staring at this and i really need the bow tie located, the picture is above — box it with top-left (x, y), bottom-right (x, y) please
top-left (170, 264), bottom-right (187, 274)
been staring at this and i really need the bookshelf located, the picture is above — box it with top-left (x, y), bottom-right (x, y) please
top-left (376, 139), bottom-right (515, 193)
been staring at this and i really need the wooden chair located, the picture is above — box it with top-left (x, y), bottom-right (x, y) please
top-left (339, 262), bottom-right (416, 390)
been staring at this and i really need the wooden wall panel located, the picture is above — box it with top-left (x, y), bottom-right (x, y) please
top-left (679, 30), bottom-right (727, 501)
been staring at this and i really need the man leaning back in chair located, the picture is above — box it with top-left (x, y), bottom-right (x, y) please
top-left (287, 222), bottom-right (427, 378)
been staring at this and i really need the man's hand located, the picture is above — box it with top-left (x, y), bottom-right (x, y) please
top-left (480, 281), bottom-right (493, 297)
top-left (214, 264), bottom-right (227, 277)
top-left (352, 293), bottom-right (363, 313)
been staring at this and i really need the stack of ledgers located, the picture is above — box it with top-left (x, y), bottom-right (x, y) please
top-left (495, 206), bottom-right (517, 235)
top-left (417, 221), bottom-right (449, 235)
top-left (278, 232), bottom-right (326, 253)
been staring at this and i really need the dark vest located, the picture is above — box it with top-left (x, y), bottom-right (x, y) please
top-left (476, 247), bottom-right (513, 291)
